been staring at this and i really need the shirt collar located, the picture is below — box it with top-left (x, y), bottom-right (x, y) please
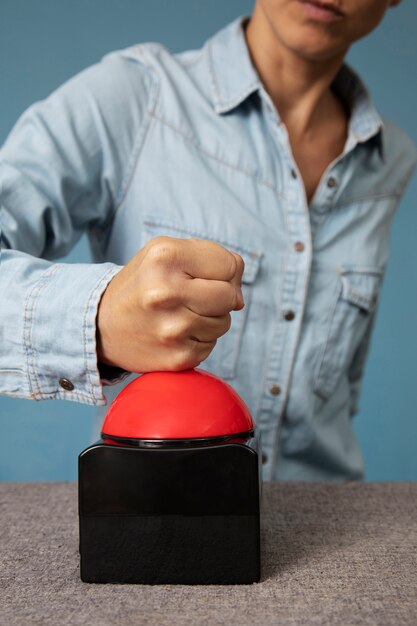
top-left (207, 15), bottom-right (261, 114)
top-left (333, 64), bottom-right (384, 158)
top-left (207, 15), bottom-right (384, 156)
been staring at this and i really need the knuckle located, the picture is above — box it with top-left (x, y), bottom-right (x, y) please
top-left (142, 285), bottom-right (176, 310)
top-left (146, 237), bottom-right (177, 264)
top-left (158, 320), bottom-right (185, 346)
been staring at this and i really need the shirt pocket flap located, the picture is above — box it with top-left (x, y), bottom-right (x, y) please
top-left (339, 267), bottom-right (383, 314)
top-left (143, 217), bottom-right (262, 284)
top-left (313, 266), bottom-right (384, 400)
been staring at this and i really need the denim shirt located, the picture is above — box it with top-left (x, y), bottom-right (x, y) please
top-left (1, 16), bottom-right (416, 481)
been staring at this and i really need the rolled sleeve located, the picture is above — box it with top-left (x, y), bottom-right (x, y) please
top-left (0, 251), bottom-right (126, 405)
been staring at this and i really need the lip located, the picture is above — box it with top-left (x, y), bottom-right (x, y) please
top-left (298, 0), bottom-right (344, 23)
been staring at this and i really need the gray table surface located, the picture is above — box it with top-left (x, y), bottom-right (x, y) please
top-left (1, 482), bottom-right (417, 626)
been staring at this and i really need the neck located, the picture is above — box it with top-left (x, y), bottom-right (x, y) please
top-left (244, 8), bottom-right (347, 136)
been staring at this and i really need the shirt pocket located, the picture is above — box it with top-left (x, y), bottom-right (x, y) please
top-left (143, 218), bottom-right (262, 380)
top-left (313, 266), bottom-right (383, 401)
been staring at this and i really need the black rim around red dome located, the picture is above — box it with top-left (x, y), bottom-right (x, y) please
top-left (101, 430), bottom-right (254, 448)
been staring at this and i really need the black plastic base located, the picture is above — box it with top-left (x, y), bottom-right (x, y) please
top-left (80, 514), bottom-right (259, 584)
top-left (79, 435), bottom-right (261, 584)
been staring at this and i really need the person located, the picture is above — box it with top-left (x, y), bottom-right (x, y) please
top-left (1, 0), bottom-right (415, 481)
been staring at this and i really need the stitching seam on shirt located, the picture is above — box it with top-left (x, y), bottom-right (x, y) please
top-left (253, 204), bottom-right (290, 463)
top-left (332, 191), bottom-right (403, 210)
top-left (0, 391), bottom-right (37, 399)
top-left (312, 279), bottom-right (342, 398)
top-left (268, 192), bottom-right (295, 474)
top-left (83, 266), bottom-right (119, 402)
top-left (143, 218), bottom-right (261, 261)
top-left (207, 38), bottom-right (222, 109)
top-left (29, 389), bottom-right (103, 403)
top-left (270, 206), bottom-right (314, 472)
top-left (23, 264), bottom-right (60, 399)
top-left (113, 65), bottom-right (160, 213)
top-left (150, 112), bottom-right (282, 193)
top-left (175, 49), bottom-right (204, 67)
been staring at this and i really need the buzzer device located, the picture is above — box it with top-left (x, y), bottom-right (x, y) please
top-left (78, 369), bottom-right (262, 584)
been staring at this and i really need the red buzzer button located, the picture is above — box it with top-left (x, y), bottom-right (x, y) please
top-left (102, 369), bottom-right (254, 440)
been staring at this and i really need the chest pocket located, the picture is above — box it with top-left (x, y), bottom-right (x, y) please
top-left (313, 266), bottom-right (383, 400)
top-left (143, 218), bottom-right (262, 379)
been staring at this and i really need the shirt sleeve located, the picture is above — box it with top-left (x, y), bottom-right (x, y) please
top-left (0, 49), bottom-right (155, 405)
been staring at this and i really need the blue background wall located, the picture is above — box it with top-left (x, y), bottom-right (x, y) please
top-left (1, 0), bottom-right (416, 481)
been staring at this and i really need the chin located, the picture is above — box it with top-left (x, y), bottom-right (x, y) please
top-left (280, 27), bottom-right (348, 62)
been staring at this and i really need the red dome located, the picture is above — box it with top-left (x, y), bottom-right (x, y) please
top-left (102, 369), bottom-right (254, 440)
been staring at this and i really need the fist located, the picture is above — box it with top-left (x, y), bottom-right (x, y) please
top-left (96, 236), bottom-right (245, 373)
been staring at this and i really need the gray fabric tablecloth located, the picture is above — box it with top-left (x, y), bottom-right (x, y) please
top-left (1, 482), bottom-right (416, 626)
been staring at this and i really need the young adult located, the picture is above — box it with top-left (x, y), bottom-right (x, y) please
top-left (1, 0), bottom-right (415, 480)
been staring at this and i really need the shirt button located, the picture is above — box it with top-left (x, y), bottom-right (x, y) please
top-left (262, 452), bottom-right (268, 464)
top-left (284, 310), bottom-right (295, 321)
top-left (290, 168), bottom-right (297, 179)
top-left (270, 384), bottom-right (282, 396)
top-left (59, 378), bottom-right (74, 391)
top-left (294, 241), bottom-right (305, 252)
top-left (327, 176), bottom-right (337, 188)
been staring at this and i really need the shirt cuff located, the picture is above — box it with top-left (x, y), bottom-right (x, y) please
top-left (24, 262), bottom-right (125, 405)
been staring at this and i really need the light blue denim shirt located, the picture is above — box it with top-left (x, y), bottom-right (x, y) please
top-left (1, 16), bottom-right (416, 480)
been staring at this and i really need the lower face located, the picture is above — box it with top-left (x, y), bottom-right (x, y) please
top-left (255, 0), bottom-right (393, 61)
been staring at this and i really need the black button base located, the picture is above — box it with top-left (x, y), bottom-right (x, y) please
top-left (79, 435), bottom-right (262, 584)
top-left (80, 514), bottom-right (260, 584)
